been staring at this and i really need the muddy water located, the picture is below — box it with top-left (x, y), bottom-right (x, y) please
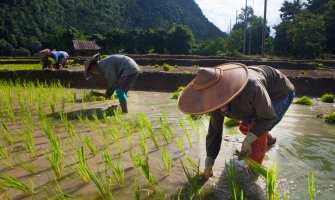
top-left (2, 89), bottom-right (334, 200)
top-left (127, 91), bottom-right (335, 199)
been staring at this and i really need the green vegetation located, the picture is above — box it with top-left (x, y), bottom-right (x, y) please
top-left (224, 117), bottom-right (239, 127)
top-left (324, 112), bottom-right (335, 124)
top-left (171, 86), bottom-right (185, 99)
top-left (321, 93), bottom-right (334, 103)
top-left (295, 96), bottom-right (313, 105)
top-left (0, 64), bottom-right (41, 70)
top-left (162, 63), bottom-right (174, 71)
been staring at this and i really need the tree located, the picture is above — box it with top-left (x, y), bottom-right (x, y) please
top-left (226, 29), bottom-right (244, 55)
top-left (289, 11), bottom-right (326, 58)
top-left (280, 0), bottom-right (303, 22)
top-left (166, 25), bottom-right (195, 54)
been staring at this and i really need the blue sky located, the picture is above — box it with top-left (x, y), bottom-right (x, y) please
top-left (194, 0), bottom-right (307, 35)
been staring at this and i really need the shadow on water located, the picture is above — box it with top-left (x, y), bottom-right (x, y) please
top-left (46, 106), bottom-right (120, 120)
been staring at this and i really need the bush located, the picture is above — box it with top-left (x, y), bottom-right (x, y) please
top-left (321, 93), bottom-right (334, 103)
top-left (163, 63), bottom-right (173, 71)
top-left (295, 96), bottom-right (313, 105)
top-left (224, 117), bottom-right (239, 127)
top-left (324, 112), bottom-right (335, 124)
top-left (12, 48), bottom-right (30, 56)
top-left (171, 86), bottom-right (185, 99)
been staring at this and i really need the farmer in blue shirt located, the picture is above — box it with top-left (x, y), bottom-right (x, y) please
top-left (84, 54), bottom-right (140, 113)
top-left (39, 49), bottom-right (69, 69)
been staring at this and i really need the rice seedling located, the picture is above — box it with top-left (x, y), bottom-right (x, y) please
top-left (42, 119), bottom-right (63, 178)
top-left (83, 135), bottom-right (98, 156)
top-left (0, 173), bottom-right (35, 194)
top-left (179, 157), bottom-right (204, 199)
top-left (73, 146), bottom-right (90, 183)
top-left (176, 137), bottom-right (186, 154)
top-left (161, 111), bottom-right (175, 138)
top-left (9, 154), bottom-right (35, 174)
top-left (17, 127), bottom-right (36, 157)
top-left (159, 147), bottom-right (173, 175)
top-left (139, 130), bottom-right (148, 156)
top-left (133, 179), bottom-right (140, 200)
top-left (159, 116), bottom-right (171, 144)
top-left (86, 166), bottom-right (115, 199)
top-left (44, 177), bottom-right (77, 200)
top-left (122, 120), bottom-right (134, 149)
top-left (179, 118), bottom-right (192, 147)
top-left (1, 121), bottom-right (13, 146)
top-left (129, 150), bottom-right (140, 173)
top-left (109, 128), bottom-right (123, 155)
top-left (225, 159), bottom-right (242, 200)
top-left (103, 150), bottom-right (124, 187)
top-left (308, 171), bottom-right (316, 200)
top-left (186, 115), bottom-right (200, 138)
top-left (294, 96), bottom-right (313, 105)
top-left (59, 112), bottom-right (75, 137)
top-left (162, 63), bottom-right (174, 71)
top-left (99, 130), bottom-right (110, 149)
top-left (0, 144), bottom-right (9, 159)
top-left (321, 93), bottom-right (334, 103)
top-left (137, 154), bottom-right (156, 191)
top-left (138, 113), bottom-right (159, 150)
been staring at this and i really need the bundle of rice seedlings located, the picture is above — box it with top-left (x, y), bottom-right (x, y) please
top-left (294, 96), bottom-right (313, 105)
top-left (324, 112), bottom-right (335, 124)
top-left (321, 93), bottom-right (334, 103)
top-left (171, 86), bottom-right (185, 99)
top-left (224, 117), bottom-right (239, 127)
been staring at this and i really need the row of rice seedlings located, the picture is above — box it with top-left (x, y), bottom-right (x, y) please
top-left (138, 113), bottom-right (159, 150)
top-left (179, 157), bottom-right (204, 199)
top-left (103, 150), bottom-right (125, 187)
top-left (82, 135), bottom-right (98, 156)
top-left (225, 159), bottom-right (243, 200)
top-left (1, 121), bottom-right (14, 146)
top-left (42, 119), bottom-right (63, 178)
top-left (0, 173), bottom-right (35, 195)
top-left (178, 118), bottom-right (193, 147)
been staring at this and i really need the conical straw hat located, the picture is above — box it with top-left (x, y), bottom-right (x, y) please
top-left (178, 63), bottom-right (249, 115)
top-left (39, 48), bottom-right (50, 59)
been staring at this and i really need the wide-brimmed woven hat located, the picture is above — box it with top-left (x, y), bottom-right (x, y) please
top-left (178, 63), bottom-right (249, 115)
top-left (39, 49), bottom-right (50, 60)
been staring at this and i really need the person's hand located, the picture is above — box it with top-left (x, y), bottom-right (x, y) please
top-left (202, 167), bottom-right (213, 180)
top-left (239, 132), bottom-right (257, 157)
top-left (240, 140), bottom-right (252, 156)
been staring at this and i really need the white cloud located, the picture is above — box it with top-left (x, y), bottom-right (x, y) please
top-left (194, 0), bottom-right (307, 35)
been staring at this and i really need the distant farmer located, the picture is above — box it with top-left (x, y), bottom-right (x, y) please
top-left (84, 54), bottom-right (140, 113)
top-left (178, 63), bottom-right (294, 180)
top-left (39, 49), bottom-right (69, 69)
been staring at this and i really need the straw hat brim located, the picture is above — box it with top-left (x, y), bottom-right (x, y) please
top-left (84, 58), bottom-right (95, 80)
top-left (178, 63), bottom-right (249, 115)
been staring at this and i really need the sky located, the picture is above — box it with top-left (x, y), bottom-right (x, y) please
top-left (194, 0), bottom-right (306, 35)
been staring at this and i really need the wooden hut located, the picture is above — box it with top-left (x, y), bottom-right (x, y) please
top-left (72, 40), bottom-right (101, 56)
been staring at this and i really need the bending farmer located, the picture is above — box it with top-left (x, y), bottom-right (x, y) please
top-left (177, 63), bottom-right (294, 180)
top-left (39, 49), bottom-right (69, 69)
top-left (84, 54), bottom-right (140, 113)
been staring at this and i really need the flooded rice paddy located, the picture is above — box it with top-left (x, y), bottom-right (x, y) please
top-left (0, 83), bottom-right (334, 200)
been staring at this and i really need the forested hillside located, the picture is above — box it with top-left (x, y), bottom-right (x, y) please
top-left (0, 0), bottom-right (224, 56)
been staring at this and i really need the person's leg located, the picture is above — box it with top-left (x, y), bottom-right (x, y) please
top-left (268, 91), bottom-right (295, 144)
top-left (116, 72), bottom-right (139, 113)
